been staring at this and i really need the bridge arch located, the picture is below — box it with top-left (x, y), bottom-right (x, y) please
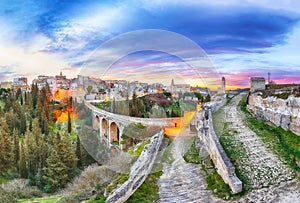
top-left (101, 118), bottom-right (109, 137)
top-left (94, 115), bottom-right (100, 129)
top-left (110, 122), bottom-right (120, 143)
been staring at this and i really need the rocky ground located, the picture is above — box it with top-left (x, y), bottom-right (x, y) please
top-left (158, 135), bottom-right (224, 203)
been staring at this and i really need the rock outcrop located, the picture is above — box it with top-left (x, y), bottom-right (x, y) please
top-left (247, 93), bottom-right (300, 135)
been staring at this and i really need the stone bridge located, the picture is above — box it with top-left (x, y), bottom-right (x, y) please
top-left (84, 100), bottom-right (181, 149)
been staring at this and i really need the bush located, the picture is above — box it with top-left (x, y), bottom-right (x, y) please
top-left (0, 179), bottom-right (42, 201)
top-left (60, 164), bottom-right (116, 203)
top-left (0, 187), bottom-right (17, 203)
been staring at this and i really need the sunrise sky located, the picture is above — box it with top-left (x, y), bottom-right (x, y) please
top-left (0, 0), bottom-right (300, 89)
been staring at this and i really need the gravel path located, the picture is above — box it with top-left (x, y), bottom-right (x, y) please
top-left (158, 136), bottom-right (224, 203)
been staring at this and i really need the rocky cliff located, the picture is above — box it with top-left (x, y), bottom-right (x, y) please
top-left (247, 93), bottom-right (300, 136)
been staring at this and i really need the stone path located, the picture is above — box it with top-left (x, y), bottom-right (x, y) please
top-left (158, 136), bottom-right (224, 203)
top-left (222, 94), bottom-right (299, 202)
top-left (223, 94), bottom-right (294, 189)
top-left (157, 94), bottom-right (299, 203)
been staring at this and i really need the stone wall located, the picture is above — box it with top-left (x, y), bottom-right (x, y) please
top-left (105, 130), bottom-right (164, 203)
top-left (197, 105), bottom-right (243, 194)
top-left (250, 77), bottom-right (266, 93)
top-left (247, 93), bottom-right (300, 135)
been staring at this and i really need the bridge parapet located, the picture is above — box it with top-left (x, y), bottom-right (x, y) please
top-left (85, 100), bottom-right (179, 127)
top-left (198, 103), bottom-right (242, 194)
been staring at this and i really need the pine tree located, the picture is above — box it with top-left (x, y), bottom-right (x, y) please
top-left (0, 118), bottom-right (14, 173)
top-left (19, 138), bottom-right (28, 178)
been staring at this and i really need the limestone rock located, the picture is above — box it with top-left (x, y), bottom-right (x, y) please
top-left (247, 94), bottom-right (300, 135)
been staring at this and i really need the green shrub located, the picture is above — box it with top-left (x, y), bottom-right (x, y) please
top-left (127, 139), bottom-right (151, 156)
top-left (183, 138), bottom-right (201, 164)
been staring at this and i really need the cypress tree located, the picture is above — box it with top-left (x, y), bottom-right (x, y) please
top-left (20, 93), bottom-right (23, 106)
top-left (76, 135), bottom-right (82, 167)
top-left (20, 113), bottom-right (26, 135)
top-left (43, 132), bottom-right (77, 191)
top-left (204, 94), bottom-right (211, 103)
top-left (0, 118), bottom-right (14, 173)
top-left (32, 118), bottom-right (47, 169)
top-left (31, 83), bottom-right (38, 110)
top-left (15, 88), bottom-right (21, 101)
top-left (25, 129), bottom-right (38, 181)
top-left (13, 128), bottom-right (19, 166)
top-left (67, 110), bottom-right (71, 133)
top-left (19, 138), bottom-right (28, 178)
top-left (43, 116), bottom-right (49, 136)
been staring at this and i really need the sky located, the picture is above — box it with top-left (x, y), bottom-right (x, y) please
top-left (0, 0), bottom-right (300, 89)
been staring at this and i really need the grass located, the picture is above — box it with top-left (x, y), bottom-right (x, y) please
top-left (135, 123), bottom-right (146, 129)
top-left (274, 92), bottom-right (290, 99)
top-left (183, 137), bottom-right (201, 164)
top-left (125, 169), bottom-right (163, 203)
top-left (106, 173), bottom-right (129, 194)
top-left (95, 101), bottom-right (111, 110)
top-left (160, 136), bottom-right (174, 164)
top-left (86, 195), bottom-right (106, 203)
top-left (239, 94), bottom-right (300, 172)
top-left (112, 141), bottom-right (119, 146)
top-left (205, 165), bottom-right (231, 199)
top-left (127, 139), bottom-right (151, 156)
top-left (17, 196), bottom-right (62, 203)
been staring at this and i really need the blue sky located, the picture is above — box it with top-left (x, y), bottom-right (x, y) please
top-left (0, 0), bottom-right (299, 88)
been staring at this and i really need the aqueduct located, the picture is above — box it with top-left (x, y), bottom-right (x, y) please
top-left (85, 100), bottom-right (182, 149)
